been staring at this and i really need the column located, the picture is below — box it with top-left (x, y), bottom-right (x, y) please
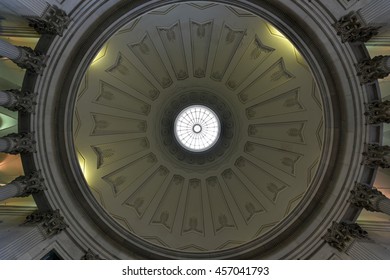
top-left (0, 38), bottom-right (45, 73)
top-left (356, 55), bottom-right (390, 84)
top-left (345, 239), bottom-right (381, 260)
top-left (0, 0), bottom-right (69, 36)
top-left (0, 89), bottom-right (37, 113)
top-left (322, 221), bottom-right (367, 252)
top-left (0, 171), bottom-right (45, 202)
top-left (334, 12), bottom-right (380, 43)
top-left (358, 0), bottom-right (390, 24)
top-left (24, 209), bottom-right (68, 237)
top-left (364, 100), bottom-right (390, 124)
top-left (0, 226), bottom-right (46, 260)
top-left (0, 37), bottom-right (22, 60)
top-left (27, 5), bottom-right (70, 36)
top-left (377, 198), bottom-right (390, 214)
top-left (362, 143), bottom-right (390, 168)
top-left (0, 209), bottom-right (68, 259)
top-left (0, 132), bottom-right (36, 154)
top-left (0, 90), bottom-right (16, 107)
top-left (81, 249), bottom-right (101, 260)
top-left (0, 0), bottom-right (49, 17)
top-left (350, 183), bottom-right (390, 215)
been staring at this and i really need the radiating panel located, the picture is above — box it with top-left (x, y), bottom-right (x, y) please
top-left (190, 20), bottom-right (213, 78)
top-left (235, 157), bottom-right (288, 203)
top-left (106, 53), bottom-right (160, 100)
top-left (248, 121), bottom-right (306, 144)
top-left (94, 81), bottom-right (151, 115)
top-left (181, 179), bottom-right (204, 235)
top-left (129, 33), bottom-right (173, 88)
top-left (91, 113), bottom-right (146, 136)
top-left (221, 169), bottom-right (264, 223)
top-left (124, 166), bottom-right (170, 217)
top-left (102, 153), bottom-right (157, 195)
top-left (158, 21), bottom-right (189, 80)
top-left (238, 58), bottom-right (294, 103)
top-left (151, 175), bottom-right (184, 232)
top-left (244, 142), bottom-right (302, 176)
top-left (227, 35), bottom-right (274, 90)
top-left (206, 176), bottom-right (237, 234)
top-left (246, 88), bottom-right (304, 119)
top-left (210, 24), bottom-right (246, 81)
top-left (91, 137), bottom-right (149, 168)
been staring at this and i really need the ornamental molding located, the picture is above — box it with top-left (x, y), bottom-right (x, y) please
top-left (24, 209), bottom-right (68, 237)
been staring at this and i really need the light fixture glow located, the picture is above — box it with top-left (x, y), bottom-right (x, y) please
top-left (174, 105), bottom-right (220, 152)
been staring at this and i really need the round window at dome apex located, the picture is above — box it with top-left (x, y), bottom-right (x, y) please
top-left (174, 105), bottom-right (221, 152)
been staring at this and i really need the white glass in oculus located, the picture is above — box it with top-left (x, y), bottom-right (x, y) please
top-left (174, 105), bottom-right (220, 152)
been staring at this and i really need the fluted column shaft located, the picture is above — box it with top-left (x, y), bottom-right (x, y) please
top-left (0, 181), bottom-right (23, 201)
top-left (377, 198), bottom-right (390, 215)
top-left (0, 226), bottom-right (46, 259)
top-left (0, 90), bottom-right (16, 107)
top-left (359, 0), bottom-right (390, 24)
top-left (0, 38), bottom-right (22, 60)
top-left (0, 209), bottom-right (68, 259)
top-left (0, 133), bottom-right (36, 154)
top-left (0, 0), bottom-right (49, 17)
top-left (0, 172), bottom-right (45, 202)
top-left (0, 90), bottom-right (36, 113)
top-left (350, 183), bottom-right (390, 215)
top-left (0, 138), bottom-right (9, 151)
top-left (0, 39), bottom-right (45, 73)
top-left (0, 0), bottom-right (69, 36)
top-left (0, 137), bottom-right (15, 153)
top-left (345, 239), bottom-right (381, 260)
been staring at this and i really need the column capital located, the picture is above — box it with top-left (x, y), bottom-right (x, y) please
top-left (334, 12), bottom-right (380, 43)
top-left (24, 209), bottom-right (68, 237)
top-left (323, 221), bottom-right (367, 252)
top-left (356, 55), bottom-right (390, 84)
top-left (364, 100), bottom-right (390, 124)
top-left (0, 132), bottom-right (36, 154)
top-left (14, 46), bottom-right (46, 74)
top-left (28, 5), bottom-right (70, 36)
top-left (3, 89), bottom-right (37, 113)
top-left (362, 143), bottom-right (390, 168)
top-left (81, 249), bottom-right (101, 260)
top-left (349, 182), bottom-right (385, 211)
top-left (13, 171), bottom-right (46, 197)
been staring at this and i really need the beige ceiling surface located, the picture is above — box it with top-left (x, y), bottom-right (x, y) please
top-left (73, 2), bottom-right (324, 252)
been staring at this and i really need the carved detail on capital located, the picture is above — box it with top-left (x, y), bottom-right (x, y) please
top-left (28, 5), bottom-right (70, 36)
top-left (24, 209), bottom-right (67, 237)
top-left (81, 249), bottom-right (101, 260)
top-left (14, 46), bottom-right (46, 74)
top-left (334, 12), bottom-right (380, 43)
top-left (362, 143), bottom-right (390, 168)
top-left (356, 55), bottom-right (390, 84)
top-left (365, 100), bottom-right (390, 124)
top-left (3, 89), bottom-right (37, 113)
top-left (1, 132), bottom-right (36, 154)
top-left (13, 171), bottom-right (46, 197)
top-left (323, 221), bottom-right (367, 251)
top-left (349, 182), bottom-right (385, 211)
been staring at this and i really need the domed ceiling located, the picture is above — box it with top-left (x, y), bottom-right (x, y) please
top-left (73, 2), bottom-right (324, 252)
